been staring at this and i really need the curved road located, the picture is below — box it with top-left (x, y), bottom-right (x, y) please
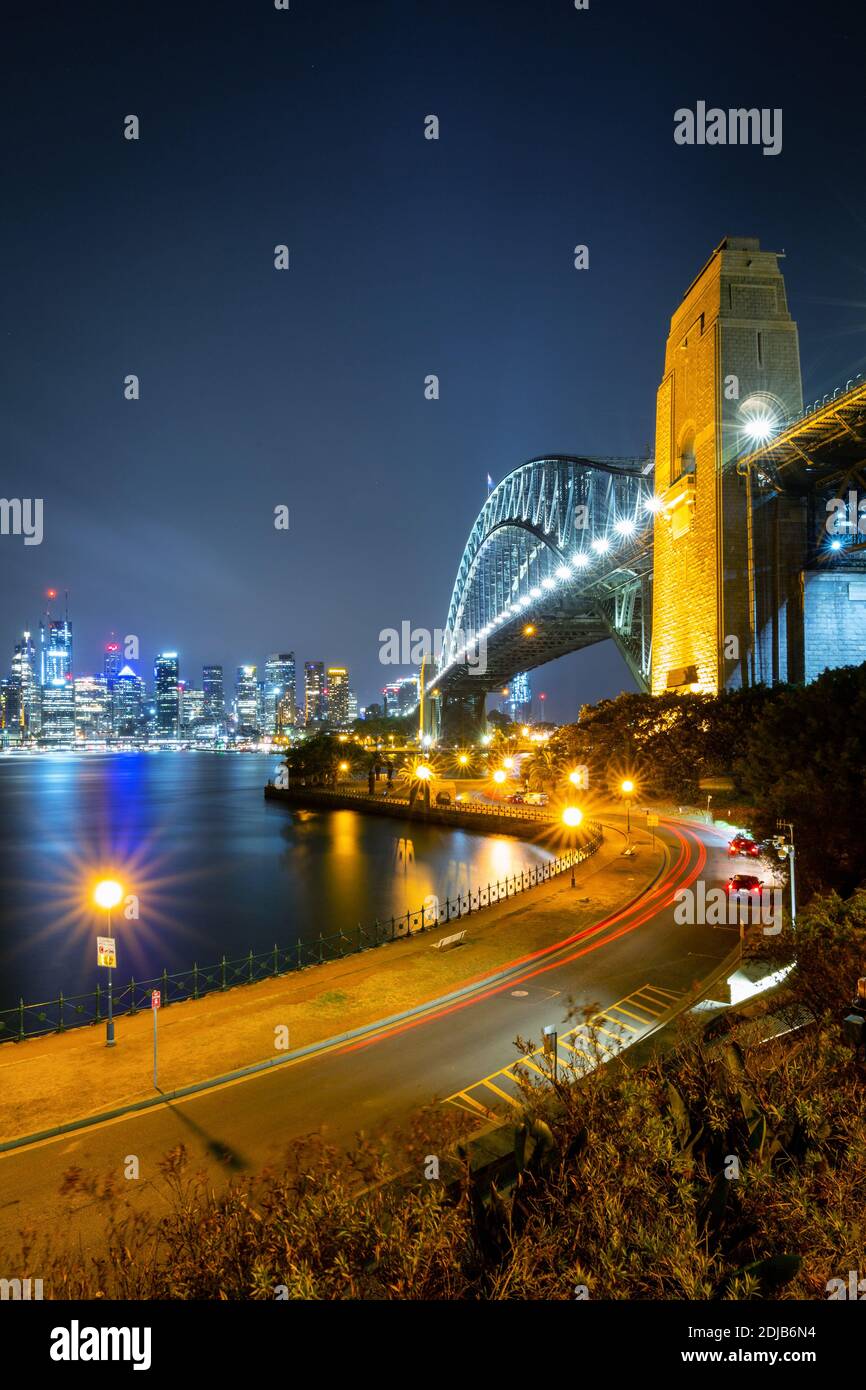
top-left (0, 817), bottom-right (738, 1257)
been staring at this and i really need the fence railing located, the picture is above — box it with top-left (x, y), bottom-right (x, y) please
top-left (267, 781), bottom-right (560, 822)
top-left (0, 823), bottom-right (602, 1045)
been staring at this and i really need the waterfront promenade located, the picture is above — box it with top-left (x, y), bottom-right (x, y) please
top-left (0, 820), bottom-right (660, 1146)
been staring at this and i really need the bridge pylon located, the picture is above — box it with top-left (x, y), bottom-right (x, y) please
top-left (651, 236), bottom-right (805, 695)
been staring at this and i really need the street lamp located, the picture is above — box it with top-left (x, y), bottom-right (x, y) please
top-left (620, 779), bottom-right (635, 837)
top-left (94, 878), bottom-right (123, 1048)
top-left (562, 805), bottom-right (583, 886)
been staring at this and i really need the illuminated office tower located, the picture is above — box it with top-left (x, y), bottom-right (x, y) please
top-left (111, 665), bottom-right (145, 740)
top-left (180, 686), bottom-right (205, 730)
top-left (304, 661), bottom-right (326, 727)
top-left (326, 666), bottom-right (350, 728)
top-left (235, 665), bottom-right (259, 732)
top-left (506, 671), bottom-right (531, 724)
top-left (74, 675), bottom-right (111, 742)
top-left (11, 632), bottom-right (39, 738)
top-left (40, 617), bottom-right (72, 686)
top-left (347, 690), bottom-right (358, 724)
top-left (263, 654), bottom-right (296, 734)
top-left (40, 680), bottom-right (75, 747)
top-left (154, 653), bottom-right (180, 738)
top-left (202, 665), bottom-right (224, 723)
top-left (103, 641), bottom-right (123, 686)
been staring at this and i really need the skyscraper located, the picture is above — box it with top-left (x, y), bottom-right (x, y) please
top-left (40, 681), bottom-right (75, 746)
top-left (235, 665), bottom-right (259, 732)
top-left (103, 641), bottom-right (123, 685)
top-left (11, 632), bottom-right (38, 738)
top-left (507, 671), bottom-right (532, 724)
top-left (74, 675), bottom-right (111, 742)
top-left (154, 653), bottom-right (180, 738)
top-left (304, 661), bottom-right (326, 727)
top-left (326, 667), bottom-right (350, 728)
top-left (111, 665), bottom-right (145, 740)
top-left (202, 665), bottom-right (224, 724)
top-left (40, 617), bottom-right (72, 685)
top-left (263, 654), bottom-right (296, 734)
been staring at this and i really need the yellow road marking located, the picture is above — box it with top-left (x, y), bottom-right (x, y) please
top-left (606, 1003), bottom-right (654, 1025)
top-left (479, 1079), bottom-right (522, 1108)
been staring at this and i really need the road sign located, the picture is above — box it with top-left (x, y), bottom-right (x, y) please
top-left (97, 936), bottom-right (116, 969)
top-left (646, 814), bottom-right (659, 827)
top-left (151, 990), bottom-right (161, 1010)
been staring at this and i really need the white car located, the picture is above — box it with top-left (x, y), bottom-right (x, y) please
top-left (523, 791), bottom-right (549, 806)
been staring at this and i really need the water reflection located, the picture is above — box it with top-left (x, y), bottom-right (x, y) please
top-left (0, 753), bottom-right (552, 1007)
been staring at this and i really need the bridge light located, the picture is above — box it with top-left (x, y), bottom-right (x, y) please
top-left (555, 565), bottom-right (571, 579)
top-left (744, 417), bottom-right (776, 444)
top-left (591, 537), bottom-right (610, 554)
top-left (492, 769), bottom-right (507, 784)
top-left (645, 495), bottom-right (664, 513)
top-left (530, 587), bottom-right (542, 598)
top-left (523, 623), bottom-right (535, 635)
top-left (542, 577), bottom-right (555, 589)
top-left (614, 518), bottom-right (636, 536)
top-left (571, 552), bottom-right (590, 568)
top-left (518, 595), bottom-right (530, 608)
top-left (562, 806), bottom-right (583, 828)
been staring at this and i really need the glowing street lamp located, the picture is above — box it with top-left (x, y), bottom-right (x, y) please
top-left (457, 752), bottom-right (469, 766)
top-left (620, 779), bottom-right (636, 836)
top-left (415, 763), bottom-right (432, 780)
top-left (93, 878), bottom-right (123, 1048)
top-left (562, 806), bottom-right (583, 886)
top-left (492, 769), bottom-right (507, 785)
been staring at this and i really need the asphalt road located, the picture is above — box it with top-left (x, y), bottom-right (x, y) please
top-left (0, 816), bottom-right (739, 1261)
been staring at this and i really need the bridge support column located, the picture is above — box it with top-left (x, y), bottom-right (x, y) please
top-left (651, 237), bottom-right (804, 696)
top-left (438, 691), bottom-right (488, 745)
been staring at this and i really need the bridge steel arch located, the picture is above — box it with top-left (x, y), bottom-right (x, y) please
top-left (428, 455), bottom-right (654, 741)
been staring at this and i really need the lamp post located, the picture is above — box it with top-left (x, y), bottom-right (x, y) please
top-left (94, 878), bottom-right (123, 1047)
top-left (620, 779), bottom-right (635, 838)
top-left (562, 805), bottom-right (583, 887)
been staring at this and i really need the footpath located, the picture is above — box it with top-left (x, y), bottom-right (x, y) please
top-left (0, 823), bottom-right (666, 1145)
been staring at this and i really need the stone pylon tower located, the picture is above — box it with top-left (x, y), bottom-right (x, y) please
top-left (651, 237), bottom-right (804, 696)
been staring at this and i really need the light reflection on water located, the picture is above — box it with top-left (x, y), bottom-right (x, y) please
top-left (0, 752), bottom-right (553, 1006)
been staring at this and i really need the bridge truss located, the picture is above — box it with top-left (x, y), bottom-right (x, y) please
top-left (429, 456), bottom-right (655, 731)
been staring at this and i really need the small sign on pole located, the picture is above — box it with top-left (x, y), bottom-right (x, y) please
top-left (97, 936), bottom-right (116, 969)
top-left (646, 813), bottom-right (659, 848)
top-left (151, 990), bottom-right (160, 1089)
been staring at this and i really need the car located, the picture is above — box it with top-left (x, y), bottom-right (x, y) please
top-left (505, 792), bottom-right (525, 804)
top-left (523, 791), bottom-right (549, 806)
top-left (728, 835), bottom-right (760, 857)
top-left (726, 873), bottom-right (763, 894)
top-left (435, 791), bottom-right (452, 807)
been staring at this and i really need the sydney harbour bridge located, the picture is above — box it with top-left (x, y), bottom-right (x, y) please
top-left (426, 237), bottom-right (866, 742)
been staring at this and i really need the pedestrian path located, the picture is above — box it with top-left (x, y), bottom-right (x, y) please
top-left (444, 982), bottom-right (682, 1120)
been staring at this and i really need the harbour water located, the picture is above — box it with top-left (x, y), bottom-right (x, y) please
top-left (0, 751), bottom-right (553, 1010)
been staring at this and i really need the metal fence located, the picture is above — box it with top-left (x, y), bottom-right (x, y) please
top-left (0, 822), bottom-right (602, 1045)
top-left (269, 781), bottom-right (562, 822)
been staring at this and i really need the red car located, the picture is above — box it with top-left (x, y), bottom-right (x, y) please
top-left (728, 835), bottom-right (760, 857)
top-left (727, 873), bottom-right (763, 894)
top-left (505, 792), bottom-right (525, 804)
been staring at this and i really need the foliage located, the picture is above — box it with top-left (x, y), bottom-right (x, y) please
top-left (25, 999), bottom-right (866, 1300)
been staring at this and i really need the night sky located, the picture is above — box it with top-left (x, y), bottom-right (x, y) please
top-left (2, 0), bottom-right (865, 720)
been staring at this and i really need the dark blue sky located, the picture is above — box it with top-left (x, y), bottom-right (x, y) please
top-left (2, 0), bottom-right (865, 719)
